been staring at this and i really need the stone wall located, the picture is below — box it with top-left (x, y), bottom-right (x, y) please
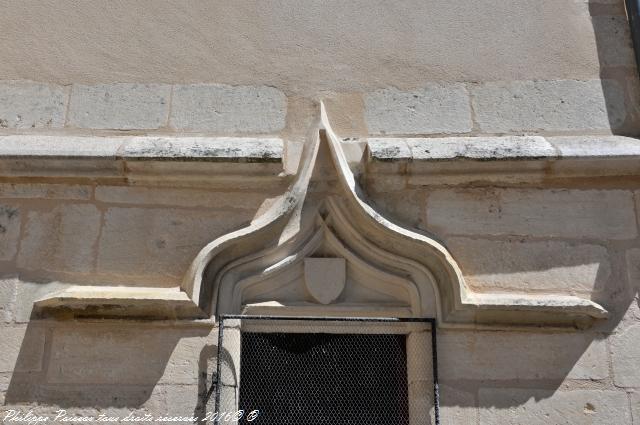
top-left (0, 172), bottom-right (635, 423)
top-left (0, 0), bottom-right (639, 423)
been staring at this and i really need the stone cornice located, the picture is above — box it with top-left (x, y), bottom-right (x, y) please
top-left (366, 135), bottom-right (640, 184)
top-left (0, 134), bottom-right (285, 188)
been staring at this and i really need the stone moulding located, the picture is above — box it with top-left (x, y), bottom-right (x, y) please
top-left (33, 106), bottom-right (614, 328)
top-left (0, 135), bottom-right (285, 188)
top-left (367, 135), bottom-right (640, 185)
top-left (178, 103), bottom-right (607, 328)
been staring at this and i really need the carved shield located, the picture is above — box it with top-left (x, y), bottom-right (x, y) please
top-left (304, 257), bottom-right (346, 305)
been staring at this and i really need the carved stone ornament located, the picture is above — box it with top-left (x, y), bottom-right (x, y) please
top-left (37, 102), bottom-right (607, 328)
top-left (180, 103), bottom-right (607, 328)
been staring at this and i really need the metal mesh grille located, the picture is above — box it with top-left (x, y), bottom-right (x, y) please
top-left (238, 332), bottom-right (408, 425)
top-left (215, 316), bottom-right (437, 425)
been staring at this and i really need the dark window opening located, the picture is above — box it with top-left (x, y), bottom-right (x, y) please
top-left (238, 332), bottom-right (409, 425)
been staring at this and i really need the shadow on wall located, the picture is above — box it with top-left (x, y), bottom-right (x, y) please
top-left (366, 188), bottom-right (638, 422)
top-left (591, 0), bottom-right (640, 135)
top-left (4, 321), bottom-right (216, 420)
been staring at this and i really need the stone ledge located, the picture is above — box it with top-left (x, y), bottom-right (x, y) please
top-left (34, 286), bottom-right (207, 320)
top-left (0, 135), bottom-right (285, 187)
top-left (366, 135), bottom-right (640, 184)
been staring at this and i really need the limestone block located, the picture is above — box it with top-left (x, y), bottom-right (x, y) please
top-left (68, 83), bottom-right (171, 129)
top-left (47, 325), bottom-right (211, 385)
top-left (478, 389), bottom-right (631, 424)
top-left (627, 248), bottom-right (640, 292)
top-left (0, 278), bottom-right (17, 322)
top-left (365, 84), bottom-right (472, 135)
top-left (631, 392), bottom-right (640, 425)
top-left (370, 190), bottom-right (424, 229)
top-left (592, 16), bottom-right (636, 67)
top-left (218, 327), bottom-right (241, 387)
top-left (0, 184), bottom-right (91, 200)
top-left (159, 332), bottom-right (214, 386)
top-left (549, 135), bottom-right (640, 158)
top-left (0, 325), bottom-right (45, 372)
top-left (427, 188), bottom-right (637, 240)
top-left (471, 79), bottom-right (626, 132)
top-left (0, 134), bottom-right (122, 157)
top-left (446, 238), bottom-right (610, 294)
top-left (406, 136), bottom-right (555, 160)
top-left (438, 331), bottom-right (608, 381)
top-left (170, 84), bottom-right (287, 133)
top-left (15, 281), bottom-right (71, 323)
top-left (31, 383), bottom-right (166, 414)
top-left (0, 373), bottom-right (8, 405)
top-left (611, 323), bottom-right (640, 387)
top-left (0, 81), bottom-right (67, 129)
top-left (96, 207), bottom-right (252, 284)
top-left (367, 138), bottom-right (412, 160)
top-left (121, 136), bottom-right (283, 162)
top-left (408, 380), bottom-right (431, 422)
top-left (436, 384), bottom-right (477, 425)
top-left (17, 204), bottom-right (101, 274)
top-left (95, 186), bottom-right (267, 210)
top-left (0, 204), bottom-right (21, 261)
top-left (161, 384), bottom-right (201, 419)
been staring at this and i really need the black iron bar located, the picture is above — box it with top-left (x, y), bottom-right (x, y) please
top-left (431, 322), bottom-right (440, 425)
top-left (626, 0), bottom-right (640, 76)
top-left (220, 314), bottom-right (435, 323)
top-left (213, 318), bottom-right (225, 425)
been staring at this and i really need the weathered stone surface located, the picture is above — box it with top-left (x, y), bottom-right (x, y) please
top-left (17, 204), bottom-right (101, 274)
top-left (15, 281), bottom-right (71, 323)
top-left (161, 384), bottom-right (201, 419)
top-left (439, 331), bottom-right (608, 380)
top-left (630, 392), bottom-right (640, 425)
top-left (95, 186), bottom-right (268, 210)
top-left (0, 373), bottom-right (9, 405)
top-left (121, 137), bottom-right (283, 162)
top-left (478, 389), bottom-right (631, 424)
top-left (0, 135), bottom-right (284, 162)
top-left (437, 384), bottom-right (477, 425)
top-left (406, 136), bottom-right (555, 160)
top-left (47, 325), bottom-right (211, 385)
top-left (96, 207), bottom-right (251, 283)
top-left (367, 138), bottom-right (412, 160)
top-left (0, 183), bottom-right (91, 200)
top-left (627, 248), bottom-right (640, 291)
top-left (611, 323), bottom-right (640, 387)
top-left (0, 135), bottom-right (122, 158)
top-left (549, 135), bottom-right (640, 158)
top-left (0, 81), bottom-right (67, 129)
top-left (370, 190), bottom-right (424, 228)
top-left (170, 84), bottom-right (287, 133)
top-left (0, 279), bottom-right (16, 322)
top-left (427, 189), bottom-right (637, 239)
top-left (471, 79), bottom-right (626, 132)
top-left (218, 327), bottom-right (241, 387)
top-left (364, 84), bottom-right (472, 135)
top-left (0, 326), bottom-right (45, 372)
top-left (158, 328), bottom-right (215, 385)
top-left (367, 135), bottom-right (640, 161)
top-left (592, 16), bottom-right (636, 67)
top-left (68, 83), bottom-right (171, 129)
top-left (446, 238), bottom-right (610, 293)
top-left (0, 204), bottom-right (21, 261)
